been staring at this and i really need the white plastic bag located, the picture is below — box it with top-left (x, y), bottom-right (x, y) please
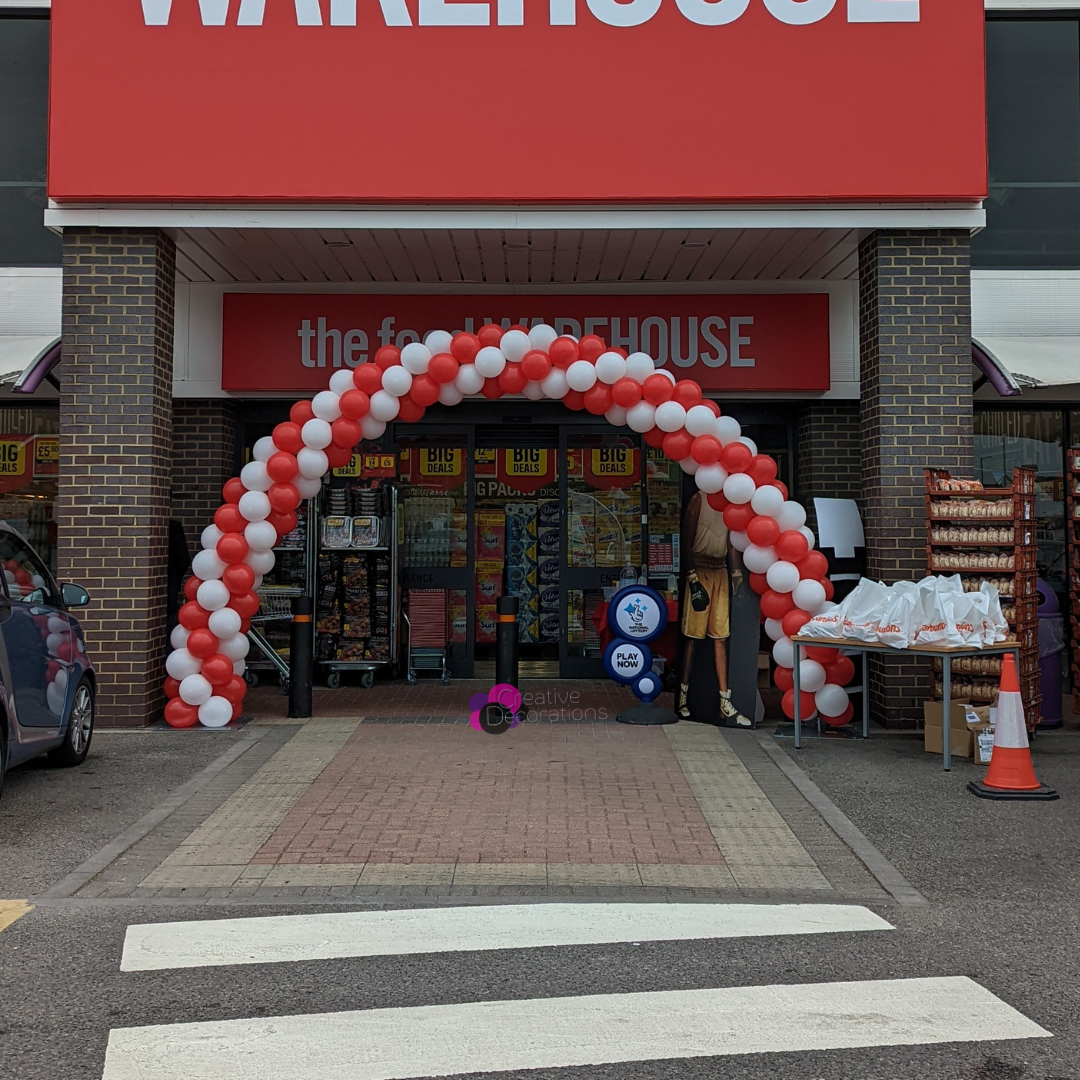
top-left (877, 587), bottom-right (917, 648)
top-left (841, 579), bottom-right (891, 642)
top-left (800, 599), bottom-right (846, 640)
top-left (979, 581), bottom-right (1009, 644)
top-left (910, 587), bottom-right (950, 648)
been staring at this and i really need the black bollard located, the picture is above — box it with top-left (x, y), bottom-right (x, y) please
top-left (495, 595), bottom-right (519, 690)
top-left (289, 595), bottom-right (313, 719)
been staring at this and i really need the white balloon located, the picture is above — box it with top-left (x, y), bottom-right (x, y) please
top-left (240, 459), bottom-right (272, 492)
top-left (245, 520), bottom-right (277, 551)
top-left (380, 365), bottom-right (413, 397)
top-left (694, 463), bottom-right (727, 494)
top-left (764, 617), bottom-right (786, 642)
top-left (679, 457), bottom-right (699, 475)
top-left (297, 447), bottom-right (329, 480)
top-left (522, 380), bottom-right (544, 401)
top-left (54, 668), bottom-right (69, 692)
top-left (311, 390), bottom-right (342, 421)
top-left (238, 490), bottom-right (271, 522)
top-left (793, 577), bottom-right (827, 613)
top-left (196, 578), bottom-right (230, 611)
top-left (295, 475), bottom-right (323, 498)
top-left (233, 659), bottom-right (247, 676)
top-left (166, 647), bottom-right (201, 680)
top-left (772, 636), bottom-right (795, 669)
top-left (528, 324), bottom-right (559, 351)
top-left (423, 329), bottom-right (453, 355)
top-left (179, 672), bottom-right (213, 706)
top-left (684, 404), bottom-right (716, 438)
top-left (540, 367), bottom-right (570, 399)
top-left (815, 683), bottom-right (850, 718)
top-left (566, 360), bottom-right (598, 392)
top-left (439, 382), bottom-right (465, 406)
top-left (766, 560), bottom-right (800, 594)
top-left (776, 501), bottom-right (808, 532)
top-left (626, 402), bottom-right (656, 433)
top-left (208, 607), bottom-right (242, 639)
top-left (500, 329), bottom-right (531, 362)
top-left (400, 341), bottom-right (432, 374)
top-left (474, 346), bottom-right (506, 378)
top-left (359, 416), bottom-right (387, 441)
top-left (46, 681), bottom-right (65, 716)
top-left (750, 484), bottom-right (785, 517)
top-left (192, 549), bottom-right (226, 581)
top-left (594, 351), bottom-right (627, 384)
top-left (739, 435), bottom-right (758, 456)
top-left (723, 473), bottom-right (756, 504)
top-left (653, 367), bottom-right (676, 384)
top-left (199, 696), bottom-right (234, 728)
top-left (301, 418), bottom-right (333, 450)
top-left (369, 390), bottom-right (400, 422)
top-left (799, 525), bottom-right (817, 550)
top-left (252, 436), bottom-right (278, 462)
top-left (218, 632), bottom-right (251, 661)
top-left (654, 401), bottom-right (687, 432)
top-left (170, 624), bottom-right (190, 649)
top-left (201, 524), bottom-right (223, 550)
top-left (329, 369), bottom-right (356, 394)
top-left (251, 574), bottom-right (264, 591)
top-left (714, 415), bottom-right (742, 445)
top-left (246, 549), bottom-right (276, 575)
top-left (604, 404), bottom-right (629, 427)
top-left (625, 352), bottom-right (655, 383)
top-left (47, 615), bottom-right (68, 635)
top-left (742, 544), bottom-right (777, 574)
top-left (46, 632), bottom-right (67, 653)
top-left (799, 659), bottom-right (827, 694)
top-left (729, 530), bottom-right (750, 552)
top-left (455, 363), bottom-right (485, 395)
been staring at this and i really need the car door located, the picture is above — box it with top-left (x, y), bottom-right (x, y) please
top-left (0, 532), bottom-right (72, 730)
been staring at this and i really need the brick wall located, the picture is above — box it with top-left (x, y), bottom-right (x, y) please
top-left (796, 402), bottom-right (862, 534)
top-left (858, 229), bottom-right (973, 726)
top-left (57, 228), bottom-right (176, 728)
top-left (172, 400), bottom-right (237, 554)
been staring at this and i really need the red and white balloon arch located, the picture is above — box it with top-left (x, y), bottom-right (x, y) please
top-left (164, 323), bottom-right (856, 728)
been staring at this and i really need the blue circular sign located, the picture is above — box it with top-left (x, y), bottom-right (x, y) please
top-left (603, 638), bottom-right (653, 685)
top-left (608, 585), bottom-right (667, 645)
top-left (633, 671), bottom-right (663, 703)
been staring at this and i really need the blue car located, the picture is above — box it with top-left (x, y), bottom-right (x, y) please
top-left (0, 523), bottom-right (95, 801)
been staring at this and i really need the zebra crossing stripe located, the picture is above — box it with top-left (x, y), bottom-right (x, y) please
top-left (102, 976), bottom-right (1050, 1079)
top-left (120, 901), bottom-right (893, 971)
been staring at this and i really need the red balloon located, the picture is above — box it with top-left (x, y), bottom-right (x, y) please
top-left (222, 562), bottom-right (256, 595)
top-left (746, 515), bottom-right (781, 548)
top-left (642, 373), bottom-right (674, 406)
top-left (481, 377), bottom-right (504, 400)
top-left (178, 600), bottom-right (209, 631)
top-left (477, 324), bottom-right (503, 347)
top-left (608, 346), bottom-right (628, 359)
top-left (775, 530), bottom-right (810, 563)
top-left (268, 482), bottom-right (301, 514)
top-left (220, 675), bottom-right (248, 705)
top-left (187, 627), bottom-right (220, 659)
top-left (508, 323), bottom-right (529, 335)
top-left (782, 688), bottom-right (818, 721)
top-left (451, 332), bottom-right (480, 363)
top-left (338, 389), bottom-right (370, 419)
top-left (352, 364), bottom-right (383, 395)
top-left (781, 608), bottom-right (812, 638)
top-left (428, 353), bottom-right (459, 384)
top-left (520, 350), bottom-right (552, 382)
top-left (824, 654), bottom-right (856, 686)
top-left (183, 576), bottom-right (202, 602)
top-left (760, 589), bottom-right (795, 620)
top-left (267, 509), bottom-right (298, 536)
top-left (662, 430), bottom-right (694, 461)
top-left (497, 364), bottom-right (528, 395)
top-left (822, 578), bottom-right (835, 601)
top-left (719, 441), bottom-right (753, 473)
top-left (232, 702), bottom-right (244, 721)
top-left (821, 701), bottom-right (855, 728)
top-left (325, 443), bottom-right (353, 468)
top-left (165, 698), bottom-right (200, 728)
top-left (722, 503), bottom-right (755, 533)
top-left (562, 389), bottom-right (585, 411)
top-left (290, 400), bottom-right (315, 425)
top-left (643, 425), bottom-right (666, 448)
top-left (611, 377), bottom-right (642, 407)
top-left (747, 454), bottom-right (778, 485)
top-left (797, 550), bottom-right (829, 580)
top-left (774, 664), bottom-right (794, 692)
top-left (331, 417), bottom-right (362, 448)
top-left (579, 334), bottom-right (605, 361)
top-left (749, 572), bottom-right (769, 596)
top-left (201, 653), bottom-right (234, 686)
top-left (706, 491), bottom-right (729, 512)
top-left (805, 645), bottom-right (840, 664)
top-left (222, 478), bottom-right (246, 504)
top-left (164, 676), bottom-right (182, 699)
top-left (549, 337), bottom-right (580, 368)
top-left (772, 479), bottom-right (789, 500)
top-left (239, 616), bottom-right (252, 635)
top-left (229, 591), bottom-right (260, 619)
top-left (374, 345), bottom-right (401, 370)
top-left (216, 532), bottom-right (249, 564)
top-left (271, 422), bottom-right (304, 455)
top-left (701, 399), bottom-right (721, 417)
top-left (671, 380), bottom-right (702, 409)
top-left (583, 382), bottom-right (613, 415)
top-left (690, 434), bottom-right (721, 465)
top-left (265, 452), bottom-right (297, 483)
top-left (396, 397), bottom-right (426, 423)
top-left (408, 373), bottom-right (441, 406)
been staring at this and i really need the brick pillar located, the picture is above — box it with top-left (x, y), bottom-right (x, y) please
top-left (58, 228), bottom-right (176, 728)
top-left (172, 400), bottom-right (237, 553)
top-left (795, 402), bottom-right (861, 535)
top-left (858, 229), bottom-right (973, 726)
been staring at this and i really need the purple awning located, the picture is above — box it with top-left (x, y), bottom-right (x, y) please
top-left (971, 338), bottom-right (1022, 398)
top-left (11, 338), bottom-right (61, 395)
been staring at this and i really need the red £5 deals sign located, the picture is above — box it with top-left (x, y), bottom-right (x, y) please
top-left (220, 292), bottom-right (830, 392)
top-left (49, 1), bottom-right (986, 204)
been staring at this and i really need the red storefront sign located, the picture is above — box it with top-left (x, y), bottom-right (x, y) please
top-left (221, 293), bottom-right (830, 393)
top-left (48, 2), bottom-right (986, 203)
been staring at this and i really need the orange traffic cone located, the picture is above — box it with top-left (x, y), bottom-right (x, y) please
top-left (969, 654), bottom-right (1058, 801)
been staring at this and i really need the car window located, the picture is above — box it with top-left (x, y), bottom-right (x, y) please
top-left (0, 533), bottom-right (58, 606)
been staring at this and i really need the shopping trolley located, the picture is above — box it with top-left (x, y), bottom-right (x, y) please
top-left (245, 585), bottom-right (299, 696)
top-left (403, 588), bottom-right (450, 685)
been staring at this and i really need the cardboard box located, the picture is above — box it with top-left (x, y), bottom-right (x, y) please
top-left (970, 722), bottom-right (995, 765)
top-left (924, 700), bottom-right (973, 758)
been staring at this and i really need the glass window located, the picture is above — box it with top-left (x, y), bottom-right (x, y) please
top-left (0, 529), bottom-right (58, 606)
top-left (973, 19), bottom-right (1080, 269)
top-left (0, 405), bottom-right (59, 573)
